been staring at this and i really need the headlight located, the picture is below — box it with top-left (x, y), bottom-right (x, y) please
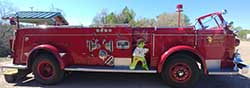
top-left (235, 38), bottom-right (240, 47)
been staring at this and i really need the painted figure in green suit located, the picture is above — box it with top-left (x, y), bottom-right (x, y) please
top-left (129, 39), bottom-right (149, 70)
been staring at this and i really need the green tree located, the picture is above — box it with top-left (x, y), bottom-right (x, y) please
top-left (114, 6), bottom-right (136, 26)
top-left (157, 13), bottom-right (190, 27)
top-left (92, 7), bottom-right (136, 26)
top-left (106, 12), bottom-right (117, 24)
top-left (234, 26), bottom-right (243, 30)
top-left (92, 7), bottom-right (191, 27)
top-left (135, 18), bottom-right (156, 27)
top-left (120, 6), bottom-right (136, 24)
top-left (238, 30), bottom-right (250, 40)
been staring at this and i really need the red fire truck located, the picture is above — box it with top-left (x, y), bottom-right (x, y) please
top-left (1, 4), bottom-right (248, 88)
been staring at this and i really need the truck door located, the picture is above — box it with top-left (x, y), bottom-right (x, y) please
top-left (196, 15), bottom-right (226, 60)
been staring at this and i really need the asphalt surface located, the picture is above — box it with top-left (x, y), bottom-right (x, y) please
top-left (1, 72), bottom-right (250, 88)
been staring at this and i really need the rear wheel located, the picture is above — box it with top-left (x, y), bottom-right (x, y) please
top-left (161, 54), bottom-right (200, 88)
top-left (32, 54), bottom-right (65, 85)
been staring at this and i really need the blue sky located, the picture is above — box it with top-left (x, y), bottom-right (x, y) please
top-left (8, 0), bottom-right (250, 29)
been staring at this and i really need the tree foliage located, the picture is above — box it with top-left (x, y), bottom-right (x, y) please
top-left (92, 7), bottom-right (191, 27)
top-left (157, 13), bottom-right (190, 27)
top-left (231, 26), bottom-right (250, 40)
top-left (119, 6), bottom-right (136, 24)
top-left (0, 0), bottom-right (18, 17)
top-left (92, 7), bottom-right (137, 26)
top-left (238, 30), bottom-right (250, 40)
top-left (106, 12), bottom-right (117, 24)
top-left (135, 18), bottom-right (156, 27)
top-left (91, 9), bottom-right (108, 26)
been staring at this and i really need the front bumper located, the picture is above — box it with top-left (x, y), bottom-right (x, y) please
top-left (237, 63), bottom-right (249, 74)
top-left (0, 64), bottom-right (27, 70)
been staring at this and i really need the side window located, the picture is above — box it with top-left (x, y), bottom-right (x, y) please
top-left (116, 40), bottom-right (129, 49)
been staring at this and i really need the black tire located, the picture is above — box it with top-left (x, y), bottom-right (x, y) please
top-left (4, 69), bottom-right (31, 83)
top-left (161, 54), bottom-right (200, 88)
top-left (32, 54), bottom-right (65, 85)
top-left (4, 74), bottom-right (16, 83)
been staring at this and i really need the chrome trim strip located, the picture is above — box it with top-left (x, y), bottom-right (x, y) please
top-left (0, 64), bottom-right (27, 69)
top-left (25, 34), bottom-right (132, 36)
top-left (59, 53), bottom-right (66, 57)
top-left (206, 60), bottom-right (221, 71)
top-left (21, 36), bottom-right (25, 62)
top-left (194, 31), bottom-right (198, 48)
top-left (154, 34), bottom-right (234, 37)
top-left (208, 72), bottom-right (239, 75)
top-left (24, 34), bottom-right (234, 37)
top-left (155, 26), bottom-right (194, 28)
top-left (152, 34), bottom-right (155, 56)
top-left (154, 34), bottom-right (195, 36)
top-left (64, 68), bottom-right (157, 73)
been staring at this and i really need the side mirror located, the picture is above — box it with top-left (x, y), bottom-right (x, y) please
top-left (228, 21), bottom-right (234, 28)
top-left (222, 9), bottom-right (227, 15)
top-left (229, 21), bottom-right (234, 25)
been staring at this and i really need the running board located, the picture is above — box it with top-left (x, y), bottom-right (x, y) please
top-left (208, 72), bottom-right (239, 75)
top-left (207, 67), bottom-right (241, 75)
top-left (64, 66), bottom-right (157, 73)
top-left (0, 64), bottom-right (27, 69)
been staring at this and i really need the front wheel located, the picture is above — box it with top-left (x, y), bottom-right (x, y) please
top-left (32, 54), bottom-right (65, 85)
top-left (161, 54), bottom-right (200, 88)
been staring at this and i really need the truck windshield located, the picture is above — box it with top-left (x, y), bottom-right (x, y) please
top-left (195, 15), bottom-right (222, 30)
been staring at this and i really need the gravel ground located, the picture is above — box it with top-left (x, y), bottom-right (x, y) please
top-left (238, 41), bottom-right (250, 77)
top-left (0, 41), bottom-right (249, 88)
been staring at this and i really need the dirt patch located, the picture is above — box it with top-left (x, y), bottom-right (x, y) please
top-left (238, 41), bottom-right (250, 77)
top-left (0, 57), bottom-right (11, 74)
top-left (238, 41), bottom-right (250, 64)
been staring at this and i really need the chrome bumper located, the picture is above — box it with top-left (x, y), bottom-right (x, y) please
top-left (0, 64), bottom-right (27, 70)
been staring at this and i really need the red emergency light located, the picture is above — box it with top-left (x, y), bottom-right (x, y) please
top-left (176, 4), bottom-right (183, 12)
